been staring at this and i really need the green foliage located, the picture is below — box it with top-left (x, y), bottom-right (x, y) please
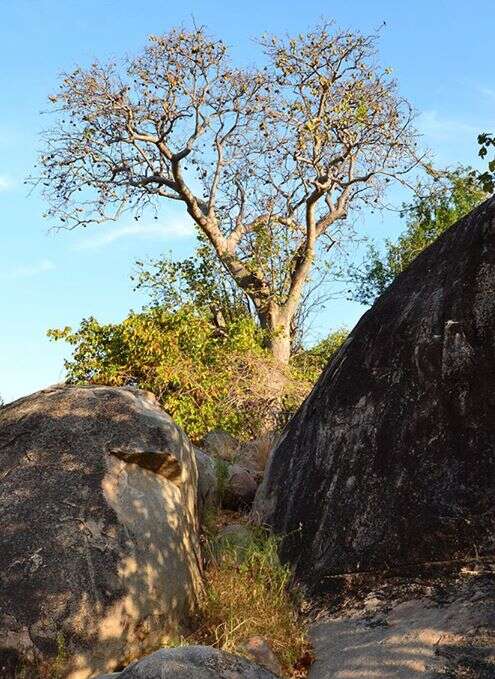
top-left (195, 526), bottom-right (310, 675)
top-left (291, 328), bottom-right (349, 383)
top-left (477, 132), bottom-right (495, 193)
top-left (349, 168), bottom-right (488, 305)
top-left (49, 303), bottom-right (347, 442)
top-left (48, 305), bottom-right (265, 442)
top-left (213, 458), bottom-right (230, 506)
top-left (134, 237), bottom-right (253, 327)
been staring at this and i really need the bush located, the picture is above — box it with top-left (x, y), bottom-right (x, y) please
top-left (348, 168), bottom-right (488, 305)
top-left (49, 306), bottom-right (347, 443)
top-left (291, 328), bottom-right (349, 383)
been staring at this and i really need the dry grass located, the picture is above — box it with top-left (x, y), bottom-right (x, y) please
top-left (189, 524), bottom-right (312, 677)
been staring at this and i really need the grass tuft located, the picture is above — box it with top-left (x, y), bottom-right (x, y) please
top-left (190, 524), bottom-right (312, 677)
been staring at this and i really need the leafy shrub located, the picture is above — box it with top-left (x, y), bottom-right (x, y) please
top-left (49, 306), bottom-right (265, 442)
top-left (291, 328), bottom-right (349, 383)
top-left (349, 168), bottom-right (488, 304)
top-left (49, 306), bottom-right (347, 442)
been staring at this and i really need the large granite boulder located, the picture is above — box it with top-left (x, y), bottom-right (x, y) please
top-left (97, 645), bottom-right (279, 678)
top-left (254, 197), bottom-right (495, 593)
top-left (0, 386), bottom-right (203, 679)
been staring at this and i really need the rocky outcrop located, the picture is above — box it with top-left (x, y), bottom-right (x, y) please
top-left (95, 645), bottom-right (280, 678)
top-left (0, 386), bottom-right (203, 679)
top-left (254, 197), bottom-right (495, 593)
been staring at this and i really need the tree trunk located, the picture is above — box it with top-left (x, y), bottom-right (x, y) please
top-left (268, 329), bottom-right (291, 364)
top-left (258, 306), bottom-right (292, 364)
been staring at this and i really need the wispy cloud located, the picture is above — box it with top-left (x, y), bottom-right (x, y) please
top-left (1, 259), bottom-right (55, 280)
top-left (73, 219), bottom-right (195, 251)
top-left (418, 110), bottom-right (479, 143)
top-left (479, 86), bottom-right (495, 102)
top-left (0, 174), bottom-right (14, 192)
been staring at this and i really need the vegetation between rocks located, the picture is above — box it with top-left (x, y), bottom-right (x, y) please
top-left (48, 309), bottom-right (348, 442)
top-left (190, 520), bottom-right (312, 678)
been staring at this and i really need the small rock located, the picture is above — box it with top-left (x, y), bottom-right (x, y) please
top-left (364, 594), bottom-right (381, 611)
top-left (241, 636), bottom-right (282, 676)
top-left (226, 464), bottom-right (259, 510)
top-left (203, 429), bottom-right (240, 461)
top-left (236, 432), bottom-right (278, 473)
top-left (115, 645), bottom-right (279, 678)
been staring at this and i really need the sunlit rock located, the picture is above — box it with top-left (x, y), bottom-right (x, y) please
top-left (0, 386), bottom-right (202, 679)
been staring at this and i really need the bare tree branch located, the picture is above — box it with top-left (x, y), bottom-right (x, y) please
top-left (33, 23), bottom-right (424, 362)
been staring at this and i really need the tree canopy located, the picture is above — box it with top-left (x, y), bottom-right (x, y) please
top-left (36, 22), bottom-right (421, 362)
top-left (477, 132), bottom-right (495, 193)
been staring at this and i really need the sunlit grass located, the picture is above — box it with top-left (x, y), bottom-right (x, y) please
top-left (189, 524), bottom-right (312, 677)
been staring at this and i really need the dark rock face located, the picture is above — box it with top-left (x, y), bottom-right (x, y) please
top-left (254, 198), bottom-right (495, 593)
top-left (0, 386), bottom-right (202, 679)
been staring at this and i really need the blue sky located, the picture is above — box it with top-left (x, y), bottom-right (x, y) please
top-left (1, 0), bottom-right (494, 403)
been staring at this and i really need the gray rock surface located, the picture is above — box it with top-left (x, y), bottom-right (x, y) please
top-left (254, 197), bottom-right (495, 592)
top-left (194, 447), bottom-right (218, 519)
top-left (225, 464), bottom-right (258, 510)
top-left (0, 386), bottom-right (203, 679)
top-left (109, 645), bottom-right (279, 678)
top-left (236, 433), bottom-right (278, 474)
top-left (203, 429), bottom-right (240, 462)
top-left (308, 573), bottom-right (495, 678)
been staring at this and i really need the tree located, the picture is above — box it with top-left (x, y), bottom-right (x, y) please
top-left (134, 237), bottom-right (339, 352)
top-left (477, 132), bottom-right (495, 193)
top-left (348, 167), bottom-right (488, 305)
top-left (36, 23), bottom-right (421, 363)
top-left (133, 235), bottom-right (254, 332)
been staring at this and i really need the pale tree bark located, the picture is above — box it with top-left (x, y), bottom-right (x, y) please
top-left (261, 307), bottom-right (292, 364)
